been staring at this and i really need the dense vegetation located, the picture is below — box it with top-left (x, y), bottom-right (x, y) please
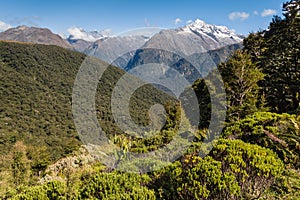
top-left (0, 0), bottom-right (299, 199)
top-left (0, 41), bottom-right (178, 195)
top-left (243, 0), bottom-right (300, 113)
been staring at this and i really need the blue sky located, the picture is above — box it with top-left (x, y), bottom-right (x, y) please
top-left (0, 0), bottom-right (287, 36)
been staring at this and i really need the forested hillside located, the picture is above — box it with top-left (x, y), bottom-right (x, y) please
top-left (0, 0), bottom-right (299, 199)
top-left (0, 41), bottom-right (178, 197)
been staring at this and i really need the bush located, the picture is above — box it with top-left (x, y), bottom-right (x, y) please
top-left (150, 139), bottom-right (284, 199)
top-left (223, 112), bottom-right (300, 168)
top-left (78, 172), bottom-right (155, 200)
top-left (11, 180), bottom-right (67, 200)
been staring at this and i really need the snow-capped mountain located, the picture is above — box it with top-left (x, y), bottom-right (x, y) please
top-left (0, 19), bottom-right (243, 72)
top-left (182, 19), bottom-right (242, 42)
top-left (143, 19), bottom-right (243, 56)
top-left (65, 19), bottom-right (243, 70)
top-left (121, 19), bottom-right (243, 77)
top-left (67, 27), bottom-right (112, 42)
top-left (66, 27), bottom-right (115, 53)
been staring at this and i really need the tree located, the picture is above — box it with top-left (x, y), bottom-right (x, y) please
top-left (11, 142), bottom-right (30, 186)
top-left (243, 32), bottom-right (265, 64)
top-left (183, 50), bottom-right (264, 127)
top-left (218, 50), bottom-right (264, 120)
top-left (244, 0), bottom-right (300, 113)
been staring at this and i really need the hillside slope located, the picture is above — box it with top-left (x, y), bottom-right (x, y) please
top-left (0, 41), bottom-right (176, 163)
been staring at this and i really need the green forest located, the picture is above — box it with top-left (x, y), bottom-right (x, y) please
top-left (0, 1), bottom-right (299, 199)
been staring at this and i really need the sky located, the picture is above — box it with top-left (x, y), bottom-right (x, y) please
top-left (0, 0), bottom-right (287, 36)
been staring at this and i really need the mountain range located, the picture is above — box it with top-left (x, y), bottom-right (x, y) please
top-left (142, 19), bottom-right (243, 56)
top-left (0, 19), bottom-right (243, 74)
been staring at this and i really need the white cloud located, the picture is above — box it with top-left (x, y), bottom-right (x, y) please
top-left (261, 9), bottom-right (277, 17)
top-left (253, 10), bottom-right (259, 15)
top-left (174, 18), bottom-right (182, 25)
top-left (67, 27), bottom-right (110, 42)
top-left (0, 20), bottom-right (12, 32)
top-left (186, 19), bottom-right (193, 24)
top-left (228, 12), bottom-right (249, 21)
top-left (67, 27), bottom-right (94, 41)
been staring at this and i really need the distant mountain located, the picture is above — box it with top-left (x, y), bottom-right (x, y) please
top-left (66, 27), bottom-right (111, 51)
top-left (187, 42), bottom-right (243, 76)
top-left (0, 19), bottom-right (244, 73)
top-left (124, 43), bottom-right (242, 80)
top-left (143, 19), bottom-right (243, 56)
top-left (114, 19), bottom-right (243, 75)
top-left (67, 27), bottom-right (112, 42)
top-left (66, 30), bottom-right (152, 68)
top-left (67, 38), bottom-right (93, 52)
top-left (76, 19), bottom-right (243, 71)
top-left (83, 35), bottom-right (150, 64)
top-left (0, 26), bottom-right (72, 49)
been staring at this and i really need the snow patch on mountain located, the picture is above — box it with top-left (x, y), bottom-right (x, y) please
top-left (181, 19), bottom-right (243, 41)
top-left (67, 27), bottom-right (112, 42)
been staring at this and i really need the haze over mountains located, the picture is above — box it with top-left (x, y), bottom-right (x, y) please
top-left (0, 19), bottom-right (243, 74)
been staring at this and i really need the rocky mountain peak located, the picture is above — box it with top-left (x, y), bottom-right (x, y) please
top-left (0, 26), bottom-right (72, 49)
top-left (15, 25), bottom-right (29, 30)
top-left (181, 19), bottom-right (242, 41)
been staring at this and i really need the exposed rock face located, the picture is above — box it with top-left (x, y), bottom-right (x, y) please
top-left (69, 19), bottom-right (243, 71)
top-left (0, 20), bottom-right (243, 75)
top-left (142, 19), bottom-right (243, 56)
top-left (39, 147), bottom-right (95, 183)
top-left (0, 26), bottom-right (72, 49)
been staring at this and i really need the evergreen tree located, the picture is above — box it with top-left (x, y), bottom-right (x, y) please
top-left (218, 50), bottom-right (264, 120)
top-left (245, 0), bottom-right (300, 113)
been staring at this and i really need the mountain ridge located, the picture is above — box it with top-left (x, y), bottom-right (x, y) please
top-left (142, 19), bottom-right (243, 57)
top-left (0, 19), bottom-right (243, 61)
top-left (0, 25), bottom-right (72, 49)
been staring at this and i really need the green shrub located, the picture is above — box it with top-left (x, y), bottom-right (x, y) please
top-left (224, 112), bottom-right (300, 167)
top-left (150, 139), bottom-right (284, 199)
top-left (78, 172), bottom-right (155, 200)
